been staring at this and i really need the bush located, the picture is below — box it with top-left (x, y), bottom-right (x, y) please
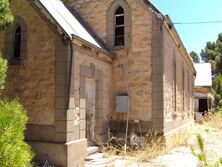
top-left (0, 57), bottom-right (34, 166)
top-left (212, 73), bottom-right (222, 108)
top-left (0, 2), bottom-right (34, 166)
top-left (0, 0), bottom-right (14, 29)
top-left (0, 57), bottom-right (7, 90)
top-left (0, 99), bottom-right (34, 166)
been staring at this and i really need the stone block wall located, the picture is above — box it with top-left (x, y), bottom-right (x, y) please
top-left (151, 14), bottom-right (164, 131)
top-left (162, 22), bottom-right (195, 133)
top-left (65, 0), bottom-right (153, 127)
top-left (0, 0), bottom-right (89, 166)
top-left (0, 0), bottom-right (56, 125)
top-left (73, 43), bottom-right (113, 141)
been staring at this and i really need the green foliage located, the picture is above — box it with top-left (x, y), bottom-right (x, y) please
top-left (0, 1), bottom-right (34, 166)
top-left (212, 74), bottom-right (222, 107)
top-left (0, 57), bottom-right (7, 90)
top-left (191, 134), bottom-right (208, 166)
top-left (0, 99), bottom-right (34, 167)
top-left (201, 33), bottom-right (222, 74)
top-left (0, 0), bottom-right (13, 29)
top-left (190, 51), bottom-right (200, 63)
top-left (200, 33), bottom-right (222, 108)
top-left (191, 134), bottom-right (222, 167)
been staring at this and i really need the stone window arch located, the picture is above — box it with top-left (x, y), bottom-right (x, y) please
top-left (4, 16), bottom-right (27, 64)
top-left (107, 0), bottom-right (131, 49)
top-left (114, 6), bottom-right (125, 46)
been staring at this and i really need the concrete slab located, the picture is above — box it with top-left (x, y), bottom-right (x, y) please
top-left (152, 147), bottom-right (200, 167)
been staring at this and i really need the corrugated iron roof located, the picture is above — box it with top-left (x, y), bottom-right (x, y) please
top-left (194, 63), bottom-right (212, 87)
top-left (37, 0), bottom-right (102, 49)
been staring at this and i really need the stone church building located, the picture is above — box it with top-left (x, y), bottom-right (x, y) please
top-left (0, 0), bottom-right (196, 166)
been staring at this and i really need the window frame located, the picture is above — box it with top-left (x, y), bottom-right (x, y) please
top-left (114, 6), bottom-right (125, 47)
top-left (107, 0), bottom-right (131, 49)
top-left (13, 25), bottom-right (22, 60)
top-left (4, 16), bottom-right (27, 65)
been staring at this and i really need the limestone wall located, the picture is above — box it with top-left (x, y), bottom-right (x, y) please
top-left (0, 0), bottom-right (56, 125)
top-left (112, 1), bottom-right (152, 122)
top-left (73, 44), bottom-right (113, 139)
top-left (65, 0), bottom-right (153, 123)
top-left (162, 25), bottom-right (195, 132)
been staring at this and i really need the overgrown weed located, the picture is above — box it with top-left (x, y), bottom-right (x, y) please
top-left (202, 109), bottom-right (222, 130)
top-left (100, 128), bottom-right (191, 161)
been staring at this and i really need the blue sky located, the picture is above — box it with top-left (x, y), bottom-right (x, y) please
top-left (150, 0), bottom-right (222, 54)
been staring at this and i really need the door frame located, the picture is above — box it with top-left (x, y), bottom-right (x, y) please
top-left (79, 64), bottom-right (104, 143)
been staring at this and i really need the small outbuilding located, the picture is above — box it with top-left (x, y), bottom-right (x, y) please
top-left (194, 63), bottom-right (214, 117)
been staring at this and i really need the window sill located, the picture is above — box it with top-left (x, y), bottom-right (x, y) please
top-left (113, 46), bottom-right (125, 50)
top-left (9, 58), bottom-right (21, 65)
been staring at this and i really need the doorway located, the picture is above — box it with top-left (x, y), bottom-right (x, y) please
top-left (199, 99), bottom-right (208, 113)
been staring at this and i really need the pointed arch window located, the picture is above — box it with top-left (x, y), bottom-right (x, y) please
top-left (14, 25), bottom-right (21, 59)
top-left (4, 16), bottom-right (27, 64)
top-left (107, 0), bottom-right (131, 49)
top-left (115, 6), bottom-right (125, 46)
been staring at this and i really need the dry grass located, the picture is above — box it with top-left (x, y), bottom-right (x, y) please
top-left (134, 129), bottom-right (191, 161)
top-left (100, 128), bottom-right (192, 161)
top-left (202, 110), bottom-right (222, 130)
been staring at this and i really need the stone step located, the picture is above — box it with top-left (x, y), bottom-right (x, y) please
top-left (87, 146), bottom-right (98, 156)
top-left (85, 153), bottom-right (104, 161)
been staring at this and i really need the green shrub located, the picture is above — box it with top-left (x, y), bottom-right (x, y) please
top-left (0, 0), bottom-right (14, 29)
top-left (0, 2), bottom-right (34, 166)
top-left (191, 134), bottom-right (222, 167)
top-left (0, 57), bottom-right (7, 90)
top-left (0, 99), bottom-right (34, 167)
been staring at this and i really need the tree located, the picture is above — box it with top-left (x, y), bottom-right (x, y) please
top-left (200, 33), bottom-right (222, 75)
top-left (200, 33), bottom-right (222, 108)
top-left (0, 1), bottom-right (34, 166)
top-left (0, 0), bottom-right (14, 28)
top-left (212, 73), bottom-right (222, 107)
top-left (190, 51), bottom-right (200, 63)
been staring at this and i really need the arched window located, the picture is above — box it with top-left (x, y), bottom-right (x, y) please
top-left (14, 25), bottom-right (21, 59)
top-left (107, 0), bottom-right (131, 49)
top-left (4, 16), bottom-right (27, 64)
top-left (115, 6), bottom-right (124, 46)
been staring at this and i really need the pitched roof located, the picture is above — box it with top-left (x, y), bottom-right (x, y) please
top-left (194, 63), bottom-right (212, 87)
top-left (33, 0), bottom-right (103, 49)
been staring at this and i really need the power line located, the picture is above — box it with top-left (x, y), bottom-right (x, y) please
top-left (173, 20), bottom-right (222, 25)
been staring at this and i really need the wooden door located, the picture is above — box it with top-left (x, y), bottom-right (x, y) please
top-left (85, 78), bottom-right (96, 144)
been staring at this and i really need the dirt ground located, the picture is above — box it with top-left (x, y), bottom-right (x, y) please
top-left (84, 123), bottom-right (222, 167)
